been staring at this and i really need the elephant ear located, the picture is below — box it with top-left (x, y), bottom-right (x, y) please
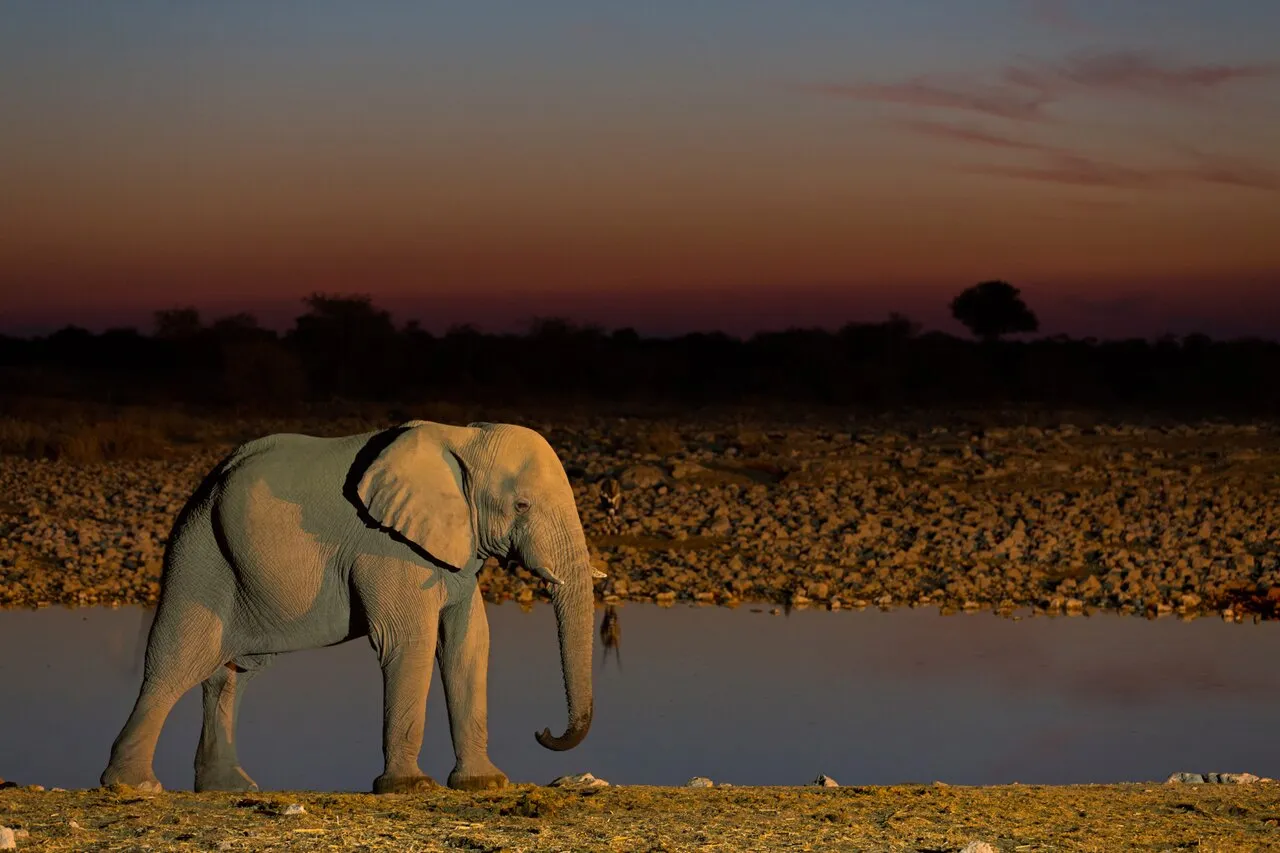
top-left (356, 423), bottom-right (475, 571)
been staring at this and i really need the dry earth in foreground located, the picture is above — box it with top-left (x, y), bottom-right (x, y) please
top-left (5, 781), bottom-right (1280, 852)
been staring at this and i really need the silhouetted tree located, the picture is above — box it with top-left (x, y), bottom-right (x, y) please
top-left (219, 339), bottom-right (307, 408)
top-left (208, 312), bottom-right (272, 341)
top-left (7, 289), bottom-right (1280, 416)
top-left (153, 307), bottom-right (202, 339)
top-left (950, 280), bottom-right (1038, 342)
top-left (287, 293), bottom-right (399, 399)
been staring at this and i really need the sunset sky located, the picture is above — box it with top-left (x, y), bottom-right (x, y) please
top-left (2, 1), bottom-right (1278, 339)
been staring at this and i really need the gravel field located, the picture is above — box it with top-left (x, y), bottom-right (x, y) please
top-left (5, 781), bottom-right (1280, 852)
top-left (3, 410), bottom-right (1280, 620)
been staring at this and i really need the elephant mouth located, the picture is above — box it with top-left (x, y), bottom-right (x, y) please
top-left (498, 547), bottom-right (563, 585)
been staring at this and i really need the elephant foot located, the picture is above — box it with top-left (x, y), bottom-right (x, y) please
top-left (372, 773), bottom-right (439, 794)
top-left (195, 764), bottom-right (259, 793)
top-left (100, 765), bottom-right (164, 794)
top-left (447, 768), bottom-right (510, 792)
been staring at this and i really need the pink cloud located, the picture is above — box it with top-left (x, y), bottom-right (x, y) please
top-left (1017, 49), bottom-right (1278, 100)
top-left (1172, 148), bottom-right (1280, 192)
top-left (809, 50), bottom-right (1276, 122)
top-left (962, 152), bottom-right (1167, 189)
top-left (957, 147), bottom-right (1278, 192)
top-left (1025, 0), bottom-right (1099, 36)
top-left (896, 119), bottom-right (1053, 151)
top-left (803, 78), bottom-right (1052, 121)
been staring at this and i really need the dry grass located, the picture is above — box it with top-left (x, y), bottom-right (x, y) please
top-left (4, 782), bottom-right (1280, 851)
top-left (0, 399), bottom-right (227, 463)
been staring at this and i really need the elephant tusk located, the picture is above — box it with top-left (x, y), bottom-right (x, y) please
top-left (591, 566), bottom-right (607, 579)
top-left (528, 565), bottom-right (563, 585)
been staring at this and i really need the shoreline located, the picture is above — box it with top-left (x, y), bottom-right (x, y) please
top-left (3, 781), bottom-right (1278, 851)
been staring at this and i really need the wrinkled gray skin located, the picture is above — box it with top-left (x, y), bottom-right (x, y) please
top-left (100, 420), bottom-right (601, 794)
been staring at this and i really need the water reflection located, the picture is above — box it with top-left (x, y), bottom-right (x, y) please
top-left (600, 604), bottom-right (621, 670)
top-left (2, 603), bottom-right (1279, 792)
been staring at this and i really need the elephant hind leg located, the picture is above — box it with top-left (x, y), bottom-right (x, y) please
top-left (195, 653), bottom-right (275, 793)
top-left (101, 598), bottom-right (232, 792)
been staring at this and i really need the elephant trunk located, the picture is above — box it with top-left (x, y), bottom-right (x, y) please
top-left (537, 567), bottom-right (594, 750)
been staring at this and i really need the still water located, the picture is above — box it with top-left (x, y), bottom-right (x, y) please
top-left (2, 603), bottom-right (1278, 791)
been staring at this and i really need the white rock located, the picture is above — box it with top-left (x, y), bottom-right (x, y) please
top-left (686, 777), bottom-right (714, 788)
top-left (0, 827), bottom-right (14, 851)
top-left (810, 774), bottom-right (839, 787)
top-left (549, 772), bottom-right (609, 788)
top-left (1167, 771), bottom-right (1263, 785)
top-left (960, 843), bottom-right (999, 853)
top-left (282, 803), bottom-right (306, 815)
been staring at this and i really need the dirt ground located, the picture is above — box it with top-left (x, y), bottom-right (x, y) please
top-left (5, 781), bottom-right (1280, 852)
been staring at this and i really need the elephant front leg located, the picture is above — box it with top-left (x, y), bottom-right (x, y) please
top-left (371, 632), bottom-right (441, 794)
top-left (195, 654), bottom-right (274, 792)
top-left (438, 585), bottom-right (509, 791)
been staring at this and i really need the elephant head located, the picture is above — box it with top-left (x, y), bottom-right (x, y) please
top-left (354, 419), bottom-right (599, 751)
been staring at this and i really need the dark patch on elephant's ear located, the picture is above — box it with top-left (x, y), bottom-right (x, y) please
top-left (344, 424), bottom-right (476, 571)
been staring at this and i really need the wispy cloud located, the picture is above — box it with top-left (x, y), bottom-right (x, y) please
top-left (804, 78), bottom-right (1052, 121)
top-left (1014, 50), bottom-right (1278, 101)
top-left (1024, 0), bottom-right (1098, 36)
top-left (962, 150), bottom-right (1278, 192)
top-left (900, 119), bottom-right (1280, 192)
top-left (809, 50), bottom-right (1277, 121)
top-left (962, 152), bottom-right (1167, 189)
top-left (895, 119), bottom-right (1052, 151)
top-left (1173, 148), bottom-right (1280, 191)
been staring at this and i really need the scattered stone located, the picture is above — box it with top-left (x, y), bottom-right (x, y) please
top-left (1166, 771), bottom-right (1265, 785)
top-left (669, 462), bottom-right (709, 480)
top-left (959, 843), bottom-right (999, 853)
top-left (618, 465), bottom-right (665, 489)
top-left (686, 776), bottom-right (714, 788)
top-left (0, 827), bottom-right (14, 851)
top-left (810, 774), bottom-right (839, 787)
top-left (281, 803), bottom-right (306, 815)
top-left (1167, 772), bottom-right (1205, 784)
top-left (549, 772), bottom-right (609, 788)
top-left (4, 415), bottom-right (1280, 619)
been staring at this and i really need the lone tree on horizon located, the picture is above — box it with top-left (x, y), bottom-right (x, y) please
top-left (950, 280), bottom-right (1039, 342)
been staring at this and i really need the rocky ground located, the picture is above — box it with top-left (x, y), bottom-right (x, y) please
top-left (2, 406), bottom-right (1280, 620)
top-left (5, 778), bottom-right (1280, 851)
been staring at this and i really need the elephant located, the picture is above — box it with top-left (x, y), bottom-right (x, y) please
top-left (99, 419), bottom-right (603, 794)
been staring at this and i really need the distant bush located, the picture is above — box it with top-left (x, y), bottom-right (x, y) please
top-left (1, 294), bottom-right (1278, 418)
top-left (0, 417), bottom-right (168, 462)
top-left (0, 402), bottom-right (226, 461)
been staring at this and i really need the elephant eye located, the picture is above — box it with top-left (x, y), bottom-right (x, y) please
top-left (514, 497), bottom-right (532, 514)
